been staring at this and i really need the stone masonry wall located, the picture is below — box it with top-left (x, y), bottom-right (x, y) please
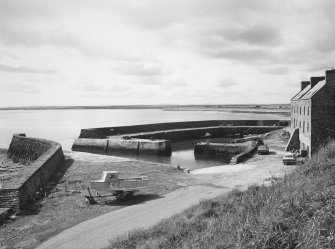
top-left (231, 141), bottom-right (258, 164)
top-left (132, 126), bottom-right (284, 142)
top-left (7, 134), bottom-right (50, 164)
top-left (79, 120), bottom-right (289, 139)
top-left (0, 135), bottom-right (65, 212)
top-left (0, 189), bottom-right (19, 210)
top-left (298, 99), bottom-right (312, 154)
top-left (311, 70), bottom-right (335, 153)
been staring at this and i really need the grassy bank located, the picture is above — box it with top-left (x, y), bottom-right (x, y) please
top-left (108, 142), bottom-right (335, 249)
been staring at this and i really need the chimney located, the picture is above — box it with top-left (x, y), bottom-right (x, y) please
top-left (325, 69), bottom-right (335, 85)
top-left (301, 81), bottom-right (310, 91)
top-left (310, 76), bottom-right (325, 88)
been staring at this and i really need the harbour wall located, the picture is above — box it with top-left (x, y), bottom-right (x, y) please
top-left (0, 134), bottom-right (65, 211)
top-left (130, 126), bottom-right (283, 142)
top-left (194, 140), bottom-right (257, 164)
top-left (230, 141), bottom-right (258, 164)
top-left (79, 120), bottom-right (289, 139)
top-left (72, 120), bottom-right (288, 157)
top-left (72, 138), bottom-right (172, 156)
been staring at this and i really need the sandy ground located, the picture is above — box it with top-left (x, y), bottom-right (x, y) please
top-left (36, 130), bottom-right (294, 249)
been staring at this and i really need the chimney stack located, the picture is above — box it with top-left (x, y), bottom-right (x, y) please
top-left (325, 69), bottom-right (335, 84)
top-left (310, 76), bottom-right (325, 88)
top-left (301, 81), bottom-right (310, 91)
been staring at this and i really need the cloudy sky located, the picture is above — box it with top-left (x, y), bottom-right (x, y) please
top-left (0, 0), bottom-right (334, 107)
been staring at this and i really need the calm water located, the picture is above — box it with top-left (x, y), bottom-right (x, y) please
top-left (0, 109), bottom-right (288, 169)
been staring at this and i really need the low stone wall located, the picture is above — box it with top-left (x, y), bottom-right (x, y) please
top-left (230, 141), bottom-right (258, 164)
top-left (72, 138), bottom-right (172, 156)
top-left (194, 141), bottom-right (255, 163)
top-left (0, 189), bottom-right (19, 211)
top-left (7, 134), bottom-right (50, 164)
top-left (0, 134), bottom-right (65, 212)
top-left (194, 142), bottom-right (247, 155)
top-left (79, 120), bottom-right (289, 139)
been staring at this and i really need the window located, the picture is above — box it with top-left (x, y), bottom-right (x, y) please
top-left (303, 121), bottom-right (305, 133)
top-left (308, 106), bottom-right (309, 116)
top-left (299, 121), bottom-right (301, 128)
top-left (304, 107), bottom-right (305, 115)
top-left (307, 122), bottom-right (309, 132)
top-left (300, 106), bottom-right (301, 114)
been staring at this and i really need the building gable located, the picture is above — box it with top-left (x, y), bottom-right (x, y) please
top-left (291, 85), bottom-right (311, 101)
top-left (301, 80), bottom-right (326, 100)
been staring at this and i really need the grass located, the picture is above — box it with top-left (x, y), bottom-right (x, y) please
top-left (107, 142), bottom-right (335, 249)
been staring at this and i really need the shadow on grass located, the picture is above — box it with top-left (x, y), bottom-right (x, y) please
top-left (23, 157), bottom-right (74, 215)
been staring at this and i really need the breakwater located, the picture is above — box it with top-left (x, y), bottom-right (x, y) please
top-left (72, 138), bottom-right (172, 156)
top-left (79, 120), bottom-right (288, 139)
top-left (72, 120), bottom-right (288, 157)
top-left (0, 134), bottom-right (65, 211)
top-left (194, 140), bottom-right (257, 164)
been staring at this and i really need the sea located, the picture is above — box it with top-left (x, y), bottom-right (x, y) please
top-left (0, 109), bottom-right (288, 169)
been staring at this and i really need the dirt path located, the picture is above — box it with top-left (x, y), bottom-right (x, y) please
top-left (38, 134), bottom-right (294, 249)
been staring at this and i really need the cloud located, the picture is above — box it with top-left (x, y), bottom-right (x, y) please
top-left (217, 24), bottom-right (283, 47)
top-left (0, 64), bottom-right (55, 74)
top-left (113, 60), bottom-right (173, 77)
top-left (217, 78), bottom-right (238, 88)
top-left (203, 46), bottom-right (279, 63)
top-left (262, 66), bottom-right (289, 75)
top-left (79, 82), bottom-right (128, 93)
top-left (1, 82), bottom-right (40, 93)
top-left (138, 76), bottom-right (162, 85)
top-left (168, 79), bottom-right (187, 87)
top-left (1, 0), bottom-right (335, 106)
top-left (198, 22), bottom-right (283, 63)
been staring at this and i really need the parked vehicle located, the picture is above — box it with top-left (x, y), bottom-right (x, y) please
top-left (257, 144), bottom-right (269, 155)
top-left (283, 153), bottom-right (297, 165)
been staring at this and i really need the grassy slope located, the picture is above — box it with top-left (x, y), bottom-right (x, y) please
top-left (108, 142), bottom-right (335, 249)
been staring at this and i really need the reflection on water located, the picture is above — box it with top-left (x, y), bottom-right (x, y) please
top-left (120, 138), bottom-right (237, 170)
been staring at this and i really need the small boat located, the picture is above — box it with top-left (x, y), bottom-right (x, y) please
top-left (88, 171), bottom-right (149, 200)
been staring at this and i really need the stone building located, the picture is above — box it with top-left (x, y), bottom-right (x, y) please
top-left (287, 69), bottom-right (335, 155)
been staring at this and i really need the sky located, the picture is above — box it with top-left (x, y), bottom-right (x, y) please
top-left (0, 0), bottom-right (335, 107)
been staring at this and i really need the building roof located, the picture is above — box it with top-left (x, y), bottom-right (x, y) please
top-left (291, 85), bottom-right (311, 101)
top-left (301, 80), bottom-right (326, 100)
